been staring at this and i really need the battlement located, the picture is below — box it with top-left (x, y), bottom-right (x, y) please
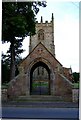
top-left (30, 13), bottom-right (55, 56)
top-left (45, 21), bottom-right (48, 23)
top-left (36, 20), bottom-right (52, 24)
top-left (36, 13), bottom-right (54, 24)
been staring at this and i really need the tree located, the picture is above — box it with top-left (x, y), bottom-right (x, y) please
top-left (2, 52), bottom-right (22, 84)
top-left (2, 2), bottom-right (47, 80)
top-left (2, 53), bottom-right (10, 84)
top-left (73, 72), bottom-right (80, 83)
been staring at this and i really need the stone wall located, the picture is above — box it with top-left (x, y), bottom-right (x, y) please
top-left (7, 74), bottom-right (29, 99)
top-left (53, 73), bottom-right (73, 102)
top-left (2, 88), bottom-right (7, 101)
top-left (72, 88), bottom-right (79, 102)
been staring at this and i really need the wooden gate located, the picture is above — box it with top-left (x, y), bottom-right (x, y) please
top-left (32, 80), bottom-right (49, 95)
top-left (30, 62), bottom-right (50, 95)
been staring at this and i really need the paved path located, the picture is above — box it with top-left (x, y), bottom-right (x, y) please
top-left (2, 101), bottom-right (79, 108)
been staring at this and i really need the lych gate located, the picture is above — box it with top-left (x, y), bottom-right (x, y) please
top-left (30, 61), bottom-right (50, 95)
top-left (7, 13), bottom-right (73, 102)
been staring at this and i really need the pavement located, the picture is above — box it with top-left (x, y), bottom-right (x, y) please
top-left (2, 101), bottom-right (79, 108)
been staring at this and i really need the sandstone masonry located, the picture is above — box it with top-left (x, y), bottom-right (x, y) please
top-left (7, 13), bottom-right (73, 102)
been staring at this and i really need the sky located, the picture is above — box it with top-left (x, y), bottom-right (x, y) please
top-left (1, 1), bottom-right (79, 72)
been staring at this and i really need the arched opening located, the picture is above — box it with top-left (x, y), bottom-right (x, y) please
top-left (38, 29), bottom-right (44, 40)
top-left (30, 61), bottom-right (50, 95)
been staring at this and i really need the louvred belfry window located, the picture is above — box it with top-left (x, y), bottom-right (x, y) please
top-left (38, 29), bottom-right (44, 40)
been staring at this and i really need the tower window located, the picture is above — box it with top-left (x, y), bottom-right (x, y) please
top-left (38, 29), bottom-right (44, 40)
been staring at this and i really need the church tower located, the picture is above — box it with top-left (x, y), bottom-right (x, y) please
top-left (29, 13), bottom-right (55, 56)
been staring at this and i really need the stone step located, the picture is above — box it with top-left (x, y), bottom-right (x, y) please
top-left (16, 95), bottom-right (64, 102)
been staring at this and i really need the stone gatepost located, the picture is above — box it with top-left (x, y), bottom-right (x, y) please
top-left (72, 88), bottom-right (79, 102)
top-left (50, 70), bottom-right (55, 95)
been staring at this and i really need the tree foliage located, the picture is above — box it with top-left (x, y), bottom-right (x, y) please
top-left (73, 72), bottom-right (80, 83)
top-left (2, 1), bottom-right (47, 41)
top-left (2, 1), bottom-right (47, 81)
top-left (2, 2), bottom-right (35, 42)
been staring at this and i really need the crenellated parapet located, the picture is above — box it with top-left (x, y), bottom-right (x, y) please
top-left (29, 13), bottom-right (55, 56)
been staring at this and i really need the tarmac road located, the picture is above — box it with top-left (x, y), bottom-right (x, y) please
top-left (2, 107), bottom-right (79, 119)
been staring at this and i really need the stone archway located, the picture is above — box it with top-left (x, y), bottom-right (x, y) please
top-left (30, 61), bottom-right (50, 95)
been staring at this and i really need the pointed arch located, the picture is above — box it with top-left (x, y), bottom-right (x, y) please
top-left (30, 61), bottom-right (50, 95)
top-left (38, 29), bottom-right (44, 40)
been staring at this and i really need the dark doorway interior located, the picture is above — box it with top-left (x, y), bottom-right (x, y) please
top-left (30, 61), bottom-right (50, 95)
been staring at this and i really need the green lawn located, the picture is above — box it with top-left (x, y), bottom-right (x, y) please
top-left (32, 82), bottom-right (48, 87)
top-left (73, 82), bottom-right (79, 89)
